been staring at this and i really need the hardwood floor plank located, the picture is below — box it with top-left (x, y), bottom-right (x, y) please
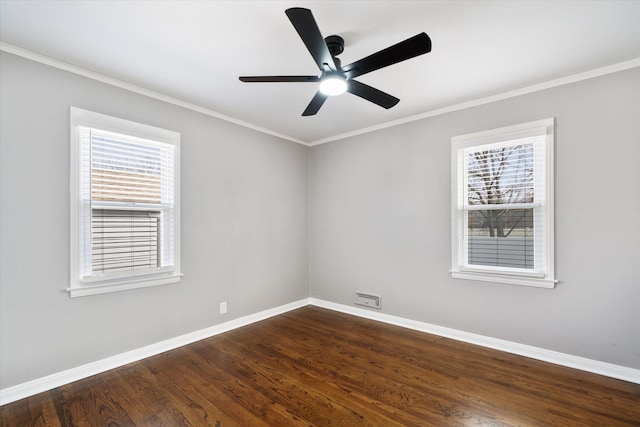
top-left (142, 347), bottom-right (257, 427)
top-left (118, 362), bottom-right (200, 426)
top-left (50, 385), bottom-right (93, 426)
top-left (26, 393), bottom-right (62, 427)
top-left (280, 307), bottom-right (640, 425)
top-left (229, 336), bottom-right (430, 426)
top-left (184, 340), bottom-right (312, 426)
top-left (109, 364), bottom-right (175, 426)
top-left (237, 313), bottom-right (519, 425)
top-left (245, 312), bottom-right (520, 418)
top-left (0, 394), bottom-right (34, 427)
top-left (2, 306), bottom-right (639, 426)
top-left (139, 359), bottom-right (234, 427)
top-left (215, 334), bottom-right (411, 426)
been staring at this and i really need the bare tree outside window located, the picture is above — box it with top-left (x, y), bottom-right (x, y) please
top-left (465, 143), bottom-right (535, 269)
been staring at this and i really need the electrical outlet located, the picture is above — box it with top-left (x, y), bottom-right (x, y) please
top-left (220, 301), bottom-right (228, 314)
top-left (354, 292), bottom-right (381, 309)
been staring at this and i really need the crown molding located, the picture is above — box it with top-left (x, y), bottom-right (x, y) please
top-left (2, 42), bottom-right (638, 147)
top-left (309, 57), bottom-right (640, 146)
top-left (0, 42), bottom-right (308, 146)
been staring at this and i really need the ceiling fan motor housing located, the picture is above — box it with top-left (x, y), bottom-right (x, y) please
top-left (325, 35), bottom-right (344, 56)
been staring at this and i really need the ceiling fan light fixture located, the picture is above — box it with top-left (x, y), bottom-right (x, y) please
top-left (319, 75), bottom-right (347, 96)
top-left (239, 8), bottom-right (431, 115)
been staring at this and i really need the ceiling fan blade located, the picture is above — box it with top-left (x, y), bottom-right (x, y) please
top-left (285, 8), bottom-right (337, 72)
top-left (302, 91), bottom-right (328, 116)
top-left (342, 32), bottom-right (431, 79)
top-left (347, 80), bottom-right (399, 109)
top-left (239, 76), bottom-right (320, 82)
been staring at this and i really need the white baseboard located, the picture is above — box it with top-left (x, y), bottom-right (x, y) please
top-left (0, 298), bottom-right (309, 406)
top-left (309, 298), bottom-right (640, 385)
top-left (2, 297), bottom-right (638, 406)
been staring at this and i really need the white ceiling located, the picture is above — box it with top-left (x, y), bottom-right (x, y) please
top-left (1, 1), bottom-right (639, 144)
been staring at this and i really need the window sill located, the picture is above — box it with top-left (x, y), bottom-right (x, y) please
top-left (451, 270), bottom-right (556, 288)
top-left (67, 273), bottom-right (182, 298)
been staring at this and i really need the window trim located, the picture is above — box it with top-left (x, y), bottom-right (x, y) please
top-left (69, 107), bottom-right (181, 297)
top-left (450, 118), bottom-right (556, 288)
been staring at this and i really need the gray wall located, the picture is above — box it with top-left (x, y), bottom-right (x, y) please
top-left (2, 50), bottom-right (639, 391)
top-left (0, 52), bottom-right (309, 389)
top-left (309, 67), bottom-right (640, 369)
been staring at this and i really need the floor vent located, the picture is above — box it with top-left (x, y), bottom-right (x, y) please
top-left (354, 292), bottom-right (381, 309)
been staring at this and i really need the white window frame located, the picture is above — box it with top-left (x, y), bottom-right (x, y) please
top-left (69, 107), bottom-right (181, 297)
top-left (451, 118), bottom-right (556, 288)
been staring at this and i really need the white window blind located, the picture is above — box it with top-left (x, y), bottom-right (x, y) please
top-left (91, 209), bottom-right (160, 274)
top-left (70, 107), bottom-right (181, 297)
top-left (81, 129), bottom-right (176, 279)
top-left (463, 138), bottom-right (544, 271)
top-left (451, 118), bottom-right (555, 288)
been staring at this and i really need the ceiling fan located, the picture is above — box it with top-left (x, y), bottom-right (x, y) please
top-left (239, 7), bottom-right (432, 116)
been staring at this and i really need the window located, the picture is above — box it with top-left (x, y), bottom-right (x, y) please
top-left (69, 107), bottom-right (181, 297)
top-left (451, 118), bottom-right (555, 288)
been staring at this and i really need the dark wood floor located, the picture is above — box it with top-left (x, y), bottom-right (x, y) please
top-left (2, 306), bottom-right (639, 426)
